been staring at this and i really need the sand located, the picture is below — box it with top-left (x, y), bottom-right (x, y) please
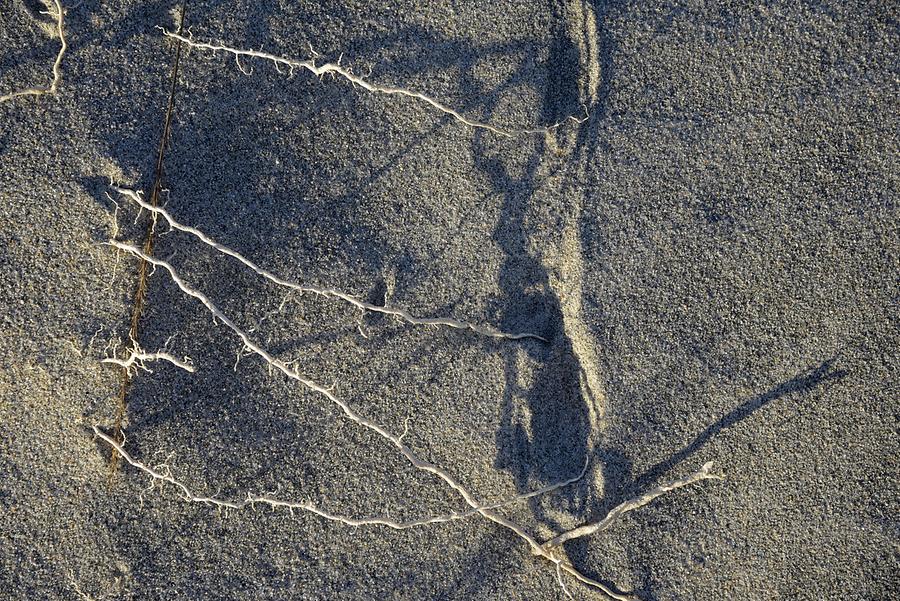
top-left (1, 1), bottom-right (897, 599)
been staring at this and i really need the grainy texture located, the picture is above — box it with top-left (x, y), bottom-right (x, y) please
top-left (1, 1), bottom-right (897, 600)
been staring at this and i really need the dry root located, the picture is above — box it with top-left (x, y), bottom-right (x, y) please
top-left (100, 239), bottom-right (721, 600)
top-left (94, 425), bottom-right (587, 529)
top-left (542, 461), bottom-right (723, 550)
top-left (102, 335), bottom-right (195, 375)
top-left (162, 30), bottom-right (573, 138)
top-left (0, 0), bottom-right (66, 103)
top-left (111, 187), bottom-right (546, 342)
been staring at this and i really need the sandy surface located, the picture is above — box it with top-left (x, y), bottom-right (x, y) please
top-left (1, 1), bottom-right (897, 599)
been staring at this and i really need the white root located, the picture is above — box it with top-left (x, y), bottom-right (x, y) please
top-left (162, 30), bottom-right (561, 138)
top-left (0, 0), bottom-right (67, 103)
top-left (102, 339), bottom-right (195, 375)
top-left (542, 462), bottom-right (723, 550)
top-left (107, 239), bottom-right (636, 600)
top-left (94, 426), bottom-right (587, 529)
top-left (112, 187), bottom-right (546, 342)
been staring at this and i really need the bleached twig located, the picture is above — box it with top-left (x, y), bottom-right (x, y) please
top-left (556, 561), bottom-right (575, 600)
top-left (107, 240), bottom-right (633, 600)
top-left (102, 345), bottom-right (195, 375)
top-left (93, 425), bottom-right (586, 528)
top-left (112, 187), bottom-right (546, 342)
top-left (542, 461), bottom-right (723, 550)
top-left (161, 30), bottom-right (560, 138)
top-left (0, 0), bottom-right (67, 103)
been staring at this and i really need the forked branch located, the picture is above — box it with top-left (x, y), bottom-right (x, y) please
top-left (93, 425), bottom-right (587, 529)
top-left (543, 462), bottom-right (723, 550)
top-left (112, 187), bottom-right (546, 342)
top-left (102, 337), bottom-right (195, 375)
top-left (107, 239), bottom-right (636, 600)
top-left (162, 30), bottom-right (564, 138)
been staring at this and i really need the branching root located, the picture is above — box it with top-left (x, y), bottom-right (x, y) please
top-left (103, 240), bottom-right (622, 599)
top-left (101, 239), bottom-right (722, 600)
top-left (102, 335), bottom-right (194, 375)
top-left (93, 425), bottom-right (586, 529)
top-left (111, 187), bottom-right (546, 342)
top-left (161, 29), bottom-right (566, 138)
top-left (542, 462), bottom-right (723, 550)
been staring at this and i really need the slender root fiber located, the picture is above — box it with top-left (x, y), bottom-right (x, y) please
top-left (0, 0), bottom-right (67, 103)
top-left (107, 239), bottom-right (647, 600)
top-left (112, 187), bottom-right (547, 342)
top-left (162, 30), bottom-right (570, 138)
top-left (93, 425), bottom-right (587, 529)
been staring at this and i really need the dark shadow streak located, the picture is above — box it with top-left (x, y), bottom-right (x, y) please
top-left (564, 358), bottom-right (848, 601)
top-left (632, 358), bottom-right (848, 491)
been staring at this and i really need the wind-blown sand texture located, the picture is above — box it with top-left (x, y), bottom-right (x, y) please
top-left (1, 1), bottom-right (897, 599)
